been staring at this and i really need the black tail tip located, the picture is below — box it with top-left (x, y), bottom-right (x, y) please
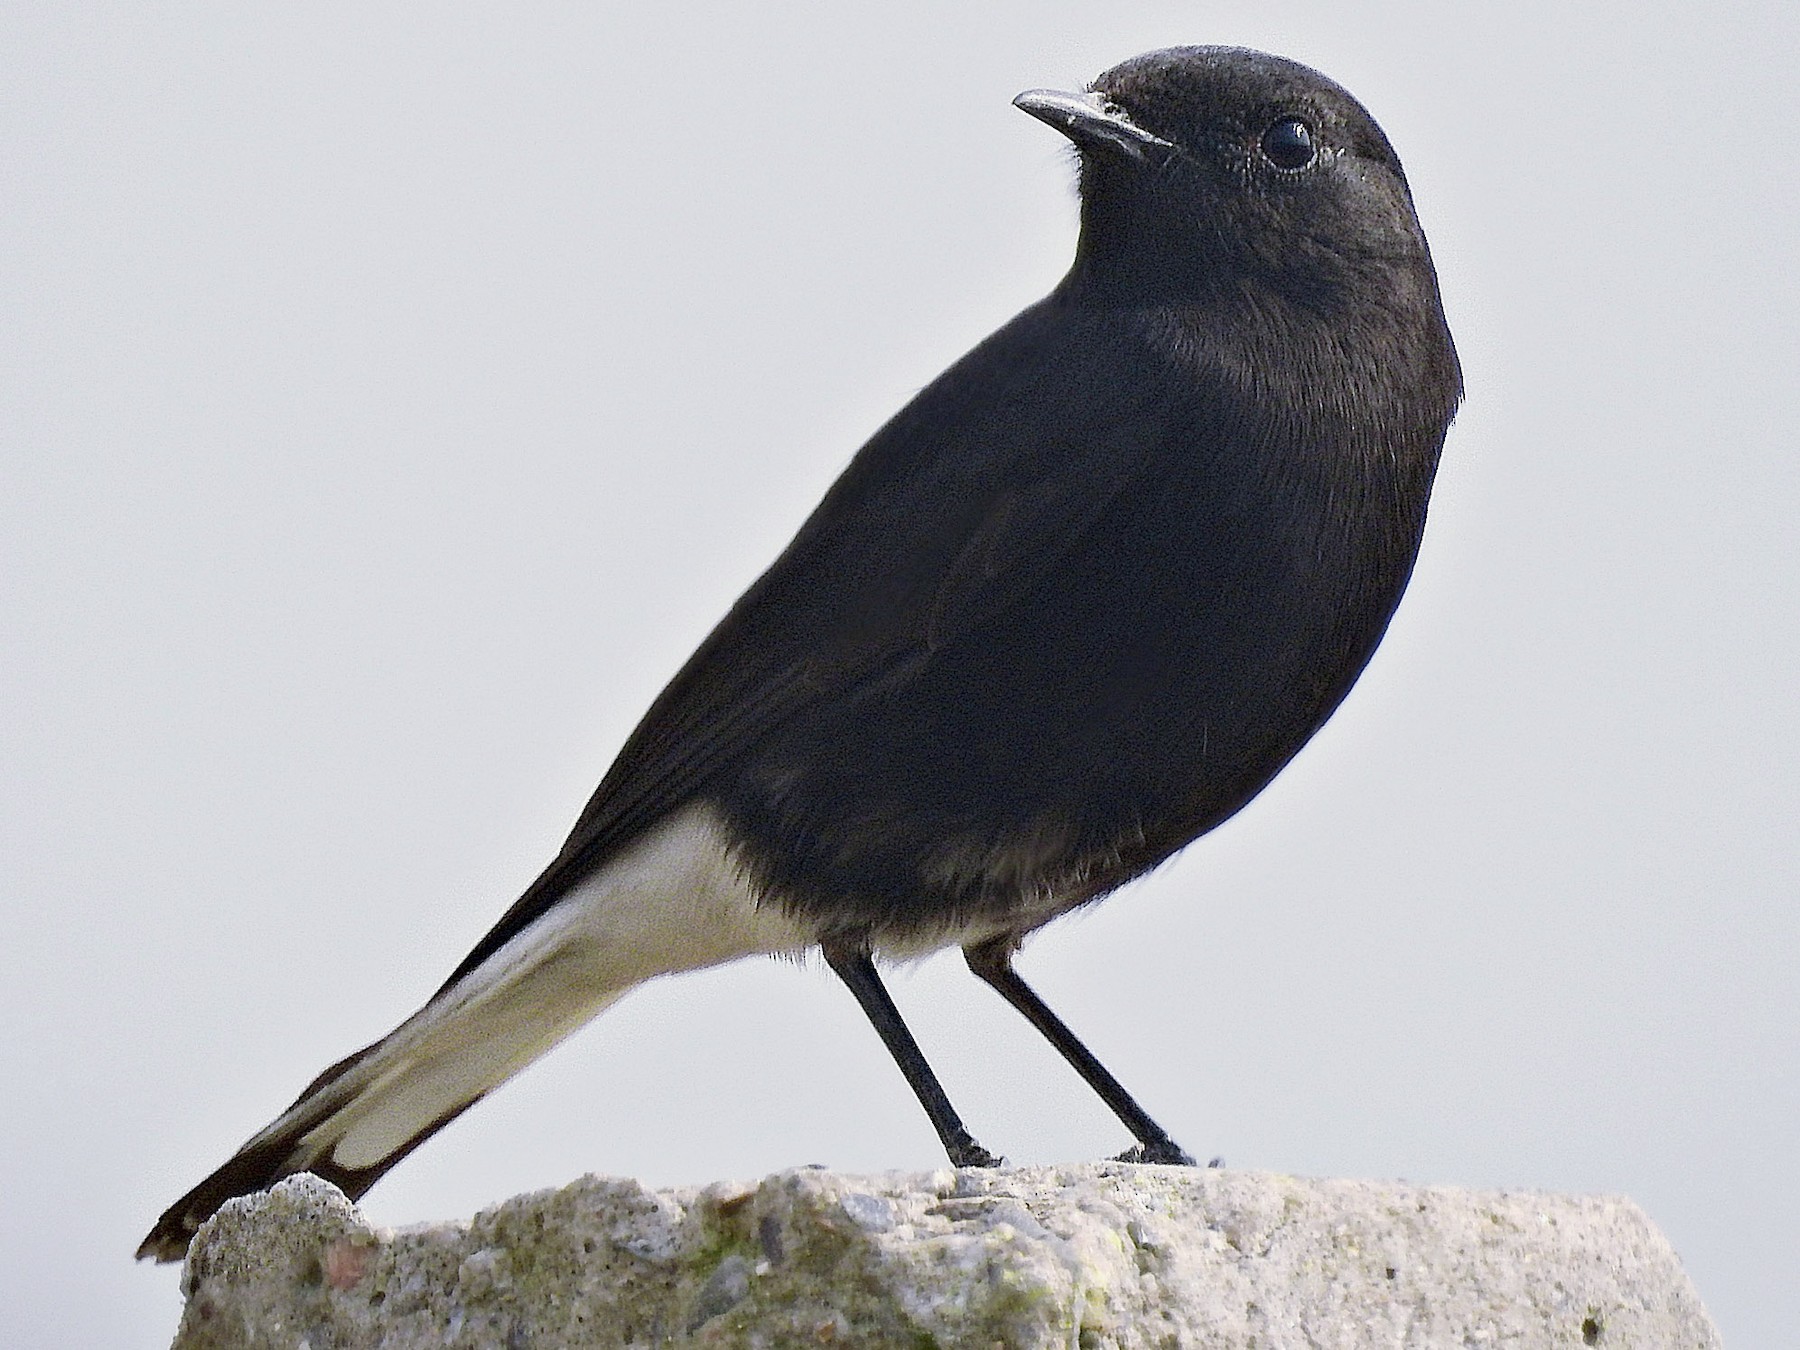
top-left (136, 1217), bottom-right (198, 1264)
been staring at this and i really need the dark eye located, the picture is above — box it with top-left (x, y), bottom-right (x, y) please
top-left (1259, 117), bottom-right (1315, 171)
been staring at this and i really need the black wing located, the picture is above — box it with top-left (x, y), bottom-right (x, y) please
top-left (436, 297), bottom-right (1195, 990)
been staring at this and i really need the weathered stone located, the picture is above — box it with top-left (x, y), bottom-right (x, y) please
top-left (170, 1165), bottom-right (1720, 1348)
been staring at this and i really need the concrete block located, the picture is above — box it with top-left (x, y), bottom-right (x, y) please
top-left (169, 1164), bottom-right (1720, 1348)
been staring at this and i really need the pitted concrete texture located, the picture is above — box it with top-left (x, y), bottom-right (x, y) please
top-left (169, 1164), bottom-right (1720, 1348)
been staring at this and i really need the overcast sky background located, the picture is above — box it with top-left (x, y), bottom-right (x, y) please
top-left (4, 3), bottom-right (1796, 1344)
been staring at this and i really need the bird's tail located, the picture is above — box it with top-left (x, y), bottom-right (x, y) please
top-left (138, 802), bottom-right (814, 1262)
top-left (135, 940), bottom-right (634, 1262)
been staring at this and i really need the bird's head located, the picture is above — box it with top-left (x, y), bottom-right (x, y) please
top-left (1017, 47), bottom-right (1437, 309)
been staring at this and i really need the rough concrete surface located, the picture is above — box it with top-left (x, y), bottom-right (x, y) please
top-left (169, 1165), bottom-right (1720, 1348)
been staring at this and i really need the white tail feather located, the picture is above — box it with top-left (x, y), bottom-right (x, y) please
top-left (246, 802), bottom-right (818, 1176)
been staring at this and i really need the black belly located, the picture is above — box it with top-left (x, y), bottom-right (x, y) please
top-left (713, 454), bottom-right (1417, 940)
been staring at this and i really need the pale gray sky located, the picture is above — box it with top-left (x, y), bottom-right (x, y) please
top-left (4, 3), bottom-right (1795, 1344)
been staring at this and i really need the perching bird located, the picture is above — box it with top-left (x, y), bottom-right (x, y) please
top-left (140, 45), bottom-right (1460, 1262)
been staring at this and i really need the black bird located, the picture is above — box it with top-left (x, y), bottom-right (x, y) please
top-left (140, 46), bottom-right (1460, 1262)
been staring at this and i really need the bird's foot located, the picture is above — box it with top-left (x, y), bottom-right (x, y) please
top-left (948, 1140), bottom-right (1006, 1168)
top-left (1113, 1138), bottom-right (1200, 1166)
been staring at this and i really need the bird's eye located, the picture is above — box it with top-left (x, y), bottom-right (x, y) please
top-left (1259, 117), bottom-right (1315, 171)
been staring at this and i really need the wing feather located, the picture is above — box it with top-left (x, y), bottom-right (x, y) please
top-left (437, 300), bottom-right (1191, 990)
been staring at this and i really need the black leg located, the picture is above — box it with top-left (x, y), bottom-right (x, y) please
top-left (964, 936), bottom-right (1196, 1166)
top-left (822, 940), bottom-right (1002, 1168)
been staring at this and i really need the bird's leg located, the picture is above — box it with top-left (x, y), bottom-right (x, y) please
top-left (964, 936), bottom-right (1196, 1166)
top-left (821, 939), bottom-right (1003, 1169)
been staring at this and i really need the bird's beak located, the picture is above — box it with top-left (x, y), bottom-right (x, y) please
top-left (1012, 88), bottom-right (1173, 163)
